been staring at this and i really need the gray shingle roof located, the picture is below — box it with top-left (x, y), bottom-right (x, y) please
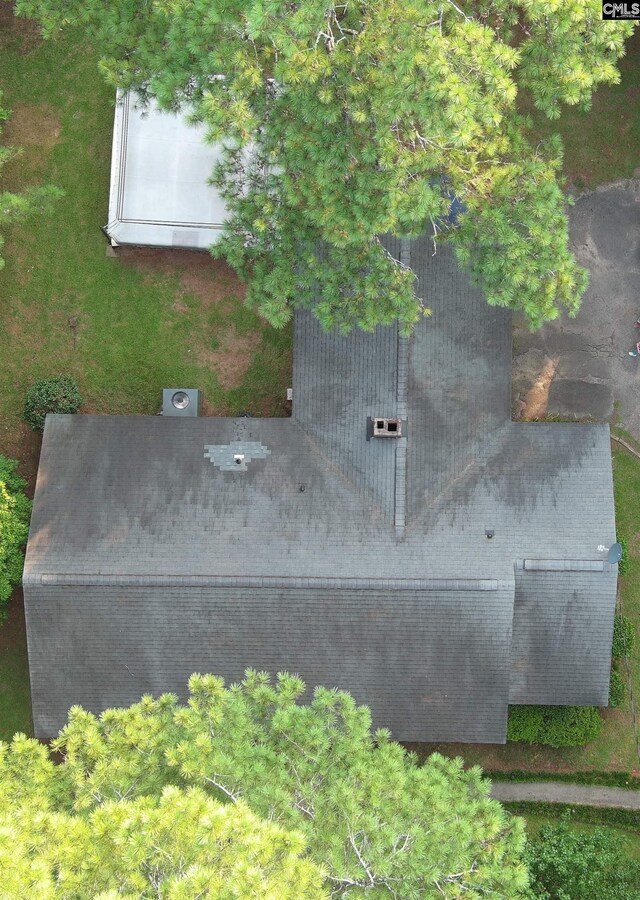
top-left (510, 566), bottom-right (616, 706)
top-left (24, 237), bottom-right (618, 742)
top-left (26, 583), bottom-right (514, 743)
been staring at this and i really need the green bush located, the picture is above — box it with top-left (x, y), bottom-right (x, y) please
top-left (609, 667), bottom-right (626, 708)
top-left (526, 815), bottom-right (640, 899)
top-left (505, 705), bottom-right (544, 744)
top-left (612, 614), bottom-right (635, 659)
top-left (23, 376), bottom-right (82, 431)
top-left (507, 705), bottom-right (602, 747)
top-left (0, 456), bottom-right (31, 619)
top-left (618, 534), bottom-right (629, 576)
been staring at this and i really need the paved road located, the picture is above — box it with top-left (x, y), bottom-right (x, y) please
top-left (491, 781), bottom-right (640, 810)
top-left (511, 178), bottom-right (640, 437)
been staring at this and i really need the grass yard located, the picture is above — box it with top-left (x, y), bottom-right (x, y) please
top-left (0, 3), bottom-right (291, 741)
top-left (0, 590), bottom-right (31, 740)
top-left (0, 2), bottom-right (292, 474)
top-left (522, 26), bottom-right (640, 190)
top-left (519, 810), bottom-right (640, 860)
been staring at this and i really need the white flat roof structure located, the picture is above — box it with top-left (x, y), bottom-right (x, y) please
top-left (105, 92), bottom-right (229, 249)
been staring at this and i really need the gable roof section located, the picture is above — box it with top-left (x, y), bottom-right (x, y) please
top-left (22, 415), bottom-right (614, 585)
top-left (510, 565), bottom-right (616, 706)
top-left (26, 582), bottom-right (515, 743)
top-left (23, 236), bottom-right (618, 742)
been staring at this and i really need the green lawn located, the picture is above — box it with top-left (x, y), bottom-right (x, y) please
top-left (522, 26), bottom-right (640, 190)
top-left (0, 11), bottom-right (292, 471)
top-left (519, 810), bottom-right (640, 859)
top-left (0, 590), bottom-right (31, 740)
top-left (612, 440), bottom-right (640, 764)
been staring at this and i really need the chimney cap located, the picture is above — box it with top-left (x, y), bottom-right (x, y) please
top-left (372, 416), bottom-right (402, 438)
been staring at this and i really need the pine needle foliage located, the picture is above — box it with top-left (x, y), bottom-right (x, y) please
top-left (1, 672), bottom-right (530, 897)
top-left (15, 1), bottom-right (636, 331)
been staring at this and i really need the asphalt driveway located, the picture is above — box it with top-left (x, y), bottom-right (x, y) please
top-left (512, 179), bottom-right (640, 436)
top-left (491, 780), bottom-right (640, 810)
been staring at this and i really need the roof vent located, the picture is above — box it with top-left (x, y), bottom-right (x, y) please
top-left (162, 388), bottom-right (201, 417)
top-left (172, 391), bottom-right (190, 409)
top-left (372, 416), bottom-right (402, 438)
top-left (608, 542), bottom-right (623, 564)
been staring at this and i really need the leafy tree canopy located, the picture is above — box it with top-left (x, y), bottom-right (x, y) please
top-left (526, 816), bottom-right (640, 899)
top-left (1, 672), bottom-right (529, 898)
top-left (0, 455), bottom-right (31, 617)
top-left (0, 92), bottom-right (62, 271)
top-left (17, 2), bottom-right (635, 332)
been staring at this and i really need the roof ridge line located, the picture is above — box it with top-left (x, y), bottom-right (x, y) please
top-left (25, 573), bottom-right (502, 591)
top-left (394, 238), bottom-right (411, 539)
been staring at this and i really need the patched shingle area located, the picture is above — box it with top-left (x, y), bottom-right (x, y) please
top-left (204, 441), bottom-right (270, 472)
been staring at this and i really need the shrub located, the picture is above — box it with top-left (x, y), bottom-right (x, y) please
top-left (608, 667), bottom-right (626, 708)
top-left (505, 705), bottom-right (544, 744)
top-left (612, 614), bottom-right (635, 659)
top-left (0, 456), bottom-right (31, 619)
top-left (526, 815), bottom-right (640, 899)
top-left (507, 705), bottom-right (602, 747)
top-left (23, 376), bottom-right (82, 431)
top-left (618, 534), bottom-right (629, 576)
top-left (540, 706), bottom-right (602, 747)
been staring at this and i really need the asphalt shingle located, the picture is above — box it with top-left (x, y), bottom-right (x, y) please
top-left (23, 237), bottom-right (618, 742)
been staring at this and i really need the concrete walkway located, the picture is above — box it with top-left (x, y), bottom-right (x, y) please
top-left (511, 179), bottom-right (640, 437)
top-left (490, 781), bottom-right (640, 810)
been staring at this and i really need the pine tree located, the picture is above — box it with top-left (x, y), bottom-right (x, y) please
top-left (16, 1), bottom-right (635, 331)
top-left (1, 672), bottom-right (529, 897)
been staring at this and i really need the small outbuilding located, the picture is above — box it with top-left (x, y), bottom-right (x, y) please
top-left (105, 91), bottom-right (229, 250)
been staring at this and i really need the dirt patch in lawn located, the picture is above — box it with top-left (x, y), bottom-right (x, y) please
top-left (199, 326), bottom-right (263, 391)
top-left (625, 84), bottom-right (640, 106)
top-left (0, 589), bottom-right (27, 662)
top-left (0, 1), bottom-right (41, 53)
top-left (521, 356), bottom-right (560, 420)
top-left (2, 102), bottom-right (61, 151)
top-left (117, 247), bottom-right (246, 309)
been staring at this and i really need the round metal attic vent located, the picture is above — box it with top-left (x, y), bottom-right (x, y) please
top-left (171, 391), bottom-right (190, 410)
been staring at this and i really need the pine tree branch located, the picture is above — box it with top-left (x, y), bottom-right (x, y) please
top-left (443, 0), bottom-right (471, 20)
top-left (348, 830), bottom-right (376, 886)
top-left (203, 774), bottom-right (240, 802)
